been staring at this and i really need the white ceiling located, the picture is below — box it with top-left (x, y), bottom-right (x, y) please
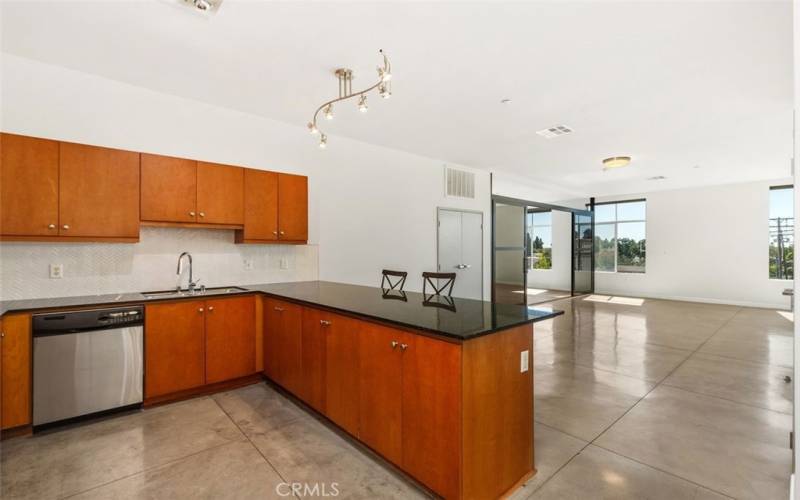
top-left (1, 1), bottom-right (793, 198)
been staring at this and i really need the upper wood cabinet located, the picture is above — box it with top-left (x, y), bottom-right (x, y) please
top-left (205, 296), bottom-right (256, 384)
top-left (236, 170), bottom-right (308, 244)
top-left (0, 134), bottom-right (139, 242)
top-left (278, 173), bottom-right (308, 241)
top-left (59, 143), bottom-right (140, 238)
top-left (1, 314), bottom-right (31, 431)
top-left (140, 154), bottom-right (197, 223)
top-left (197, 162), bottom-right (244, 225)
top-left (0, 134), bottom-right (59, 237)
top-left (241, 169), bottom-right (279, 241)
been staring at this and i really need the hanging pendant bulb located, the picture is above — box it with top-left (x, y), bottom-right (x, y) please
top-left (324, 104), bottom-right (334, 120)
top-left (358, 94), bottom-right (368, 113)
top-left (378, 84), bottom-right (391, 99)
top-left (319, 134), bottom-right (328, 149)
top-left (307, 122), bottom-right (318, 135)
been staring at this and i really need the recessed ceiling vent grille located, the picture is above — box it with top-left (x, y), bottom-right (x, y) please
top-left (444, 166), bottom-right (475, 199)
top-left (536, 125), bottom-right (573, 139)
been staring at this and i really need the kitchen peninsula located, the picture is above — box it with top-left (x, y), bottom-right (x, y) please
top-left (0, 281), bottom-right (561, 499)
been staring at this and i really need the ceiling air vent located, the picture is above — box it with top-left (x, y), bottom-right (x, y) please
top-left (444, 166), bottom-right (475, 199)
top-left (536, 125), bottom-right (573, 139)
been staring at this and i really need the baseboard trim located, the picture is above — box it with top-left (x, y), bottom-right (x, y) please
top-left (591, 290), bottom-right (790, 311)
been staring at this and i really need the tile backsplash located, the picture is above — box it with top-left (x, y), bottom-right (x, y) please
top-left (0, 227), bottom-right (318, 300)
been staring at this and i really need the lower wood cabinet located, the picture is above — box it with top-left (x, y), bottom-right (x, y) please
top-left (145, 295), bottom-right (256, 400)
top-left (263, 298), bottom-right (304, 396)
top-left (205, 296), bottom-right (256, 384)
top-left (145, 301), bottom-right (206, 398)
top-left (1, 314), bottom-right (31, 430)
top-left (262, 303), bottom-right (462, 499)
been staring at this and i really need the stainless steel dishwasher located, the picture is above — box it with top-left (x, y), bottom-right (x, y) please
top-left (33, 306), bottom-right (144, 428)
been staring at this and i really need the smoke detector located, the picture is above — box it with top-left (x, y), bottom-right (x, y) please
top-left (647, 176), bottom-right (666, 181)
top-left (536, 125), bottom-right (573, 139)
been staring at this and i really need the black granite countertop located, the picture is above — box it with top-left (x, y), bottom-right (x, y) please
top-left (0, 281), bottom-right (562, 340)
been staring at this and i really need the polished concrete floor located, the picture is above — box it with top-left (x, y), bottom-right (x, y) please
top-left (0, 295), bottom-right (793, 499)
top-left (493, 284), bottom-right (573, 306)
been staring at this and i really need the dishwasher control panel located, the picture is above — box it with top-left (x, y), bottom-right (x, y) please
top-left (33, 306), bottom-right (144, 335)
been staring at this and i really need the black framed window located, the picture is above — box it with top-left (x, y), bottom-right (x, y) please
top-left (526, 210), bottom-right (552, 270)
top-left (769, 186), bottom-right (793, 280)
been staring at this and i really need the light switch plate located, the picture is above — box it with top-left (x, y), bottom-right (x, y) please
top-left (49, 264), bottom-right (64, 279)
top-left (520, 350), bottom-right (529, 373)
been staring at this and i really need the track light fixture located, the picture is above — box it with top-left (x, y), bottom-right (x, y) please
top-left (307, 50), bottom-right (392, 148)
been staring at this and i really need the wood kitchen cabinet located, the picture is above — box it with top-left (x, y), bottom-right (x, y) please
top-left (1, 314), bottom-right (31, 431)
top-left (196, 162), bottom-right (244, 225)
top-left (145, 301), bottom-right (206, 398)
top-left (358, 322), bottom-right (405, 465)
top-left (324, 312), bottom-right (360, 436)
top-left (300, 307), bottom-right (327, 412)
top-left (277, 173), bottom-right (308, 241)
top-left (140, 154), bottom-right (197, 223)
top-left (236, 170), bottom-right (308, 244)
top-left (0, 133), bottom-right (60, 237)
top-left (263, 298), bottom-right (304, 396)
top-left (59, 142), bottom-right (140, 239)
top-left (401, 334), bottom-right (462, 500)
top-left (205, 296), bottom-right (256, 384)
top-left (1, 135), bottom-right (139, 241)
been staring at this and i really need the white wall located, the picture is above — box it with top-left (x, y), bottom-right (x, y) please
top-left (527, 210), bottom-right (572, 292)
top-left (587, 180), bottom-right (793, 309)
top-left (0, 54), bottom-right (491, 300)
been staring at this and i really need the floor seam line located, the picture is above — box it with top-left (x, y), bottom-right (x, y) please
top-left (659, 382), bottom-right (792, 415)
top-left (209, 392), bottom-right (297, 497)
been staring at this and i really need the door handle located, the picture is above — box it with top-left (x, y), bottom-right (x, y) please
top-left (400, 343), bottom-right (408, 351)
top-left (390, 340), bottom-right (399, 349)
top-left (455, 264), bottom-right (468, 269)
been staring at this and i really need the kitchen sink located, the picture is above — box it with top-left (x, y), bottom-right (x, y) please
top-left (142, 286), bottom-right (249, 300)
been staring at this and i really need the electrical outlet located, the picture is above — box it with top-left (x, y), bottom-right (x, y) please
top-left (243, 258), bottom-right (254, 270)
top-left (520, 350), bottom-right (529, 373)
top-left (49, 264), bottom-right (64, 279)
top-left (280, 258), bottom-right (289, 270)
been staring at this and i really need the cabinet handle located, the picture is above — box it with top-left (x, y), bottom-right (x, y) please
top-left (272, 231), bottom-right (278, 235)
top-left (62, 224), bottom-right (70, 230)
top-left (280, 231), bottom-right (285, 235)
top-left (208, 306), bottom-right (214, 312)
top-left (48, 224), bottom-right (56, 229)
top-left (390, 340), bottom-right (398, 349)
top-left (400, 343), bottom-right (408, 351)
top-left (198, 307), bottom-right (204, 313)
top-left (320, 320), bottom-right (332, 326)
top-left (189, 211), bottom-right (196, 217)
top-left (199, 212), bottom-right (205, 218)
top-left (274, 306), bottom-right (284, 312)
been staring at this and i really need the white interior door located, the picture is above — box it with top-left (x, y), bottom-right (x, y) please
top-left (438, 209), bottom-right (483, 299)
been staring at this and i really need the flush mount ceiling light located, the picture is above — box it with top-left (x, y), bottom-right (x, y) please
top-left (179, 0), bottom-right (222, 13)
top-left (602, 156), bottom-right (632, 170)
top-left (307, 50), bottom-right (392, 148)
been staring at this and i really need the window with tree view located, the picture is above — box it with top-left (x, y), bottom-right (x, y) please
top-left (594, 200), bottom-right (646, 273)
top-left (526, 210), bottom-right (552, 270)
top-left (769, 186), bottom-right (793, 280)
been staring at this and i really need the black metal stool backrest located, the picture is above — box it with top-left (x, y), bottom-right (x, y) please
top-left (422, 272), bottom-right (456, 296)
top-left (381, 269), bottom-right (408, 291)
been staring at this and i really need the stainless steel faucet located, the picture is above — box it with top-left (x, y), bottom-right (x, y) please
top-left (176, 252), bottom-right (201, 293)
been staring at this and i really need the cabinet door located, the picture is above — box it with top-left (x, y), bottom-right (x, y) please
top-left (324, 313), bottom-right (360, 435)
top-left (140, 154), bottom-right (197, 223)
top-left (263, 299), bottom-right (303, 395)
top-left (243, 169), bottom-right (278, 241)
top-left (59, 142), bottom-right (140, 238)
top-left (205, 296), bottom-right (256, 384)
top-left (300, 307), bottom-right (327, 413)
top-left (0, 133), bottom-right (59, 236)
top-left (145, 301), bottom-right (206, 398)
top-left (1, 314), bottom-right (31, 430)
top-left (277, 173), bottom-right (308, 241)
top-left (358, 323), bottom-right (404, 465)
top-left (197, 162), bottom-right (244, 225)
top-left (402, 335), bottom-right (462, 499)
